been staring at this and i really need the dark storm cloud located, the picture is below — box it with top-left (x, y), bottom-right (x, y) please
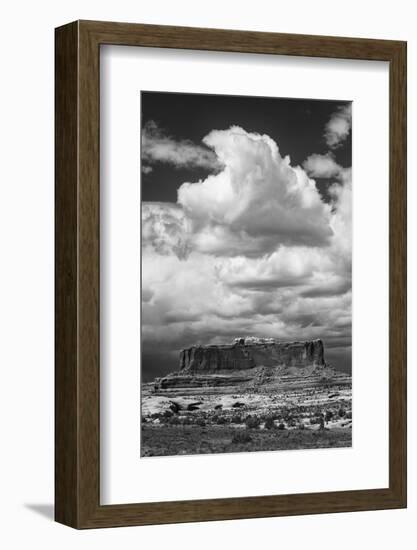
top-left (229, 276), bottom-right (309, 292)
top-left (163, 311), bottom-right (202, 323)
top-left (282, 313), bottom-right (323, 328)
top-left (301, 279), bottom-right (351, 298)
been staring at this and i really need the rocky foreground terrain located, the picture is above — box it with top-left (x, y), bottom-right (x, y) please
top-left (141, 338), bottom-right (352, 457)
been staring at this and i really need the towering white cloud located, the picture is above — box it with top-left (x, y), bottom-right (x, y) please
top-left (177, 126), bottom-right (333, 255)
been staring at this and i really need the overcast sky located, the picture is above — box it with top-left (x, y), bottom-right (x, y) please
top-left (141, 91), bottom-right (352, 382)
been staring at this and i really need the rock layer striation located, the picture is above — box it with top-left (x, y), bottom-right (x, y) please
top-left (179, 338), bottom-right (325, 373)
top-left (153, 338), bottom-right (340, 394)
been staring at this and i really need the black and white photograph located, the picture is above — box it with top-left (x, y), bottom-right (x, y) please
top-left (0, 2), bottom-right (409, 541)
top-left (140, 91), bottom-right (352, 457)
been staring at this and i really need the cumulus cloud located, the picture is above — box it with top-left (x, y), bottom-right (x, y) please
top-left (324, 103), bottom-right (352, 149)
top-left (303, 152), bottom-right (342, 179)
top-left (177, 126), bottom-right (333, 255)
top-left (142, 120), bottom-right (222, 171)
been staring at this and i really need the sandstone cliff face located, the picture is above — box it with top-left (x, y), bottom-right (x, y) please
top-left (179, 338), bottom-right (324, 373)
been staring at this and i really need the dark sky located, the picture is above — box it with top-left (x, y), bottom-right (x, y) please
top-left (141, 91), bottom-right (352, 382)
top-left (141, 91), bottom-right (352, 204)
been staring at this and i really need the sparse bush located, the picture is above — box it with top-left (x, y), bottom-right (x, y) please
top-left (215, 415), bottom-right (228, 425)
top-left (325, 410), bottom-right (334, 423)
top-left (262, 412), bottom-right (279, 423)
top-left (338, 407), bottom-right (346, 418)
top-left (232, 431), bottom-right (252, 444)
top-left (264, 416), bottom-right (275, 430)
top-left (169, 415), bottom-right (180, 425)
top-left (196, 418), bottom-right (206, 427)
top-left (298, 423), bottom-right (305, 430)
top-left (245, 415), bottom-right (261, 429)
top-left (231, 414), bottom-right (242, 424)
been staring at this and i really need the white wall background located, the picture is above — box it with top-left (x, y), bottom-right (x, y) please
top-left (0, 0), bottom-right (415, 548)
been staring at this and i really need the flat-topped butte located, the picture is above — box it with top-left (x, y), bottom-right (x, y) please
top-left (151, 338), bottom-right (347, 394)
top-left (179, 338), bottom-right (325, 373)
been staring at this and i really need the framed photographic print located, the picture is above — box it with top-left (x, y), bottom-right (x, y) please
top-left (55, 20), bottom-right (407, 528)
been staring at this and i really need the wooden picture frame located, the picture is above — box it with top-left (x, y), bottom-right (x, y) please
top-left (55, 20), bottom-right (407, 528)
